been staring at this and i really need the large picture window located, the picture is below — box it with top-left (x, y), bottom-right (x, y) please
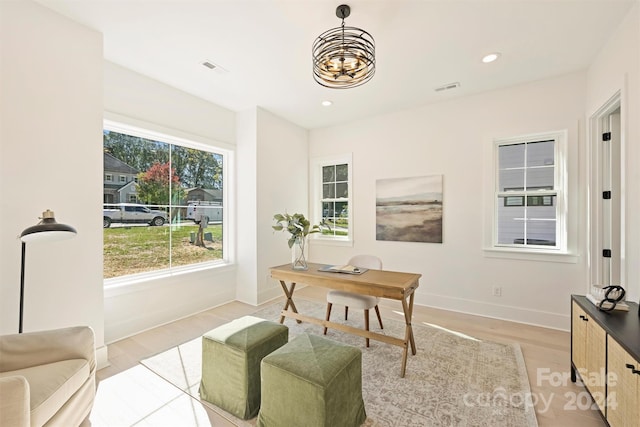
top-left (103, 122), bottom-right (228, 280)
top-left (493, 131), bottom-right (567, 251)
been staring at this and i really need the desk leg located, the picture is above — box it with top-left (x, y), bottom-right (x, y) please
top-left (407, 292), bottom-right (416, 355)
top-left (400, 292), bottom-right (417, 378)
top-left (279, 281), bottom-right (301, 324)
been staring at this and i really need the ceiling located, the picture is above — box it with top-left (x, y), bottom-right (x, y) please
top-left (37, 0), bottom-right (635, 130)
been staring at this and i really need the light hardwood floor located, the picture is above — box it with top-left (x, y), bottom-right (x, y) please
top-left (86, 287), bottom-right (606, 426)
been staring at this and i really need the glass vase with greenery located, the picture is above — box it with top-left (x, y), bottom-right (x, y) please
top-left (272, 212), bottom-right (322, 270)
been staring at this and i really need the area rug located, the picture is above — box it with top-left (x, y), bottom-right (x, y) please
top-left (141, 299), bottom-right (538, 427)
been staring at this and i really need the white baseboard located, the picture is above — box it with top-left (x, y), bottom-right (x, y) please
top-left (414, 292), bottom-right (570, 331)
top-left (96, 345), bottom-right (109, 370)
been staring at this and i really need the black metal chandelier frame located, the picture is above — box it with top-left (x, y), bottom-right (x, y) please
top-left (312, 4), bottom-right (375, 89)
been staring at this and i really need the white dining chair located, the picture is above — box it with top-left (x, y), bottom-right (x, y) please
top-left (323, 254), bottom-right (383, 347)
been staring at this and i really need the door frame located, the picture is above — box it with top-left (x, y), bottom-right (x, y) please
top-left (587, 91), bottom-right (625, 290)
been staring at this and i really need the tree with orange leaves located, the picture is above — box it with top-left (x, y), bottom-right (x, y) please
top-left (136, 162), bottom-right (184, 206)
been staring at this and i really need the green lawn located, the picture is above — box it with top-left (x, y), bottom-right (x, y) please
top-left (104, 223), bottom-right (222, 278)
top-left (321, 218), bottom-right (349, 236)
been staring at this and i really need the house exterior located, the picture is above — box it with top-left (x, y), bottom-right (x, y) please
top-left (184, 187), bottom-right (222, 204)
top-left (103, 152), bottom-right (139, 204)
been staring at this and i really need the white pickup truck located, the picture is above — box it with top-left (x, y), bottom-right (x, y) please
top-left (103, 204), bottom-right (167, 228)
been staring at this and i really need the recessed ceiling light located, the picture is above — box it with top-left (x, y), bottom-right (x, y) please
top-left (482, 53), bottom-right (501, 63)
top-left (321, 100), bottom-right (333, 107)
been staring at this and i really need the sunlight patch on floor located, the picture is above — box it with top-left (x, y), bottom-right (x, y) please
top-left (90, 365), bottom-right (211, 426)
top-left (391, 309), bottom-right (407, 319)
top-left (422, 322), bottom-right (481, 341)
top-left (390, 308), bottom-right (480, 340)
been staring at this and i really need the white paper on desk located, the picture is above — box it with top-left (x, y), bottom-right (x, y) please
top-left (319, 264), bottom-right (368, 274)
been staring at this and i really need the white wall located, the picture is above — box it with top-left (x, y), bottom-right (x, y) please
top-left (104, 62), bottom-right (235, 145)
top-left (309, 72), bottom-right (589, 330)
top-left (0, 0), bottom-right (106, 362)
top-left (256, 108), bottom-right (309, 303)
top-left (236, 108), bottom-right (259, 304)
top-left (102, 62), bottom-right (239, 343)
top-left (586, 3), bottom-right (640, 303)
top-left (236, 107), bottom-right (309, 305)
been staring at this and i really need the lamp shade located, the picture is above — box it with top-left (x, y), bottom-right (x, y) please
top-left (20, 210), bottom-right (77, 243)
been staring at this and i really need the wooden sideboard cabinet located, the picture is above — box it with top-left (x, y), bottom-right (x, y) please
top-left (571, 295), bottom-right (640, 427)
top-left (608, 336), bottom-right (640, 427)
top-left (571, 299), bottom-right (607, 411)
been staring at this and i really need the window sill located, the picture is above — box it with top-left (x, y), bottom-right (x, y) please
top-left (311, 236), bottom-right (353, 248)
top-left (483, 247), bottom-right (579, 263)
top-left (104, 261), bottom-right (235, 297)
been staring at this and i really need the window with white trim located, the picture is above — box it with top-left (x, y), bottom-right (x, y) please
top-left (311, 154), bottom-right (352, 243)
top-left (103, 120), bottom-right (230, 281)
top-left (492, 131), bottom-right (567, 252)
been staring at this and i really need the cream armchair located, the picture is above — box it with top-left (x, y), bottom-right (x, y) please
top-left (0, 326), bottom-right (96, 427)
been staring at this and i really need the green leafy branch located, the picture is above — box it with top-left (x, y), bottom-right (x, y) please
top-left (272, 212), bottom-right (328, 248)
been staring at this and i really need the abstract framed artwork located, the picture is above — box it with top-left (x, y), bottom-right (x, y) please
top-left (376, 175), bottom-right (443, 243)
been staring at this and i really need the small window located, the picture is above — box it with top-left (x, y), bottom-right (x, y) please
top-left (492, 131), bottom-right (567, 252)
top-left (311, 154), bottom-right (352, 243)
top-left (105, 174), bottom-right (112, 182)
top-left (120, 175), bottom-right (127, 183)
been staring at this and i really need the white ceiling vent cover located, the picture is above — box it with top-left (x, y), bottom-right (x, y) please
top-left (201, 60), bottom-right (228, 74)
top-left (435, 82), bottom-right (460, 92)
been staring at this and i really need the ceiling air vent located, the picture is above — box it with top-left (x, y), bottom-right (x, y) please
top-left (435, 82), bottom-right (460, 92)
top-left (201, 60), bottom-right (228, 75)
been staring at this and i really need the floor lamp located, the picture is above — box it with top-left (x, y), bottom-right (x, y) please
top-left (19, 209), bottom-right (76, 333)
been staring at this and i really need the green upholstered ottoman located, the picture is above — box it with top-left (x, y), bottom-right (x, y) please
top-left (257, 333), bottom-right (366, 427)
top-left (199, 316), bottom-right (288, 420)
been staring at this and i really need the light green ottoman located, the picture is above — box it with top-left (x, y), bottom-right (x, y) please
top-left (199, 316), bottom-right (288, 420)
top-left (257, 333), bottom-right (366, 427)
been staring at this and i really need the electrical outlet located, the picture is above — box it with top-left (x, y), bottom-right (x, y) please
top-left (492, 286), bottom-right (502, 297)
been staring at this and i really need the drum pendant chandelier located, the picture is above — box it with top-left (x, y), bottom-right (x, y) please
top-left (312, 4), bottom-right (375, 89)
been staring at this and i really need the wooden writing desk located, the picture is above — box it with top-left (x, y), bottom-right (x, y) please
top-left (269, 262), bottom-right (421, 377)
